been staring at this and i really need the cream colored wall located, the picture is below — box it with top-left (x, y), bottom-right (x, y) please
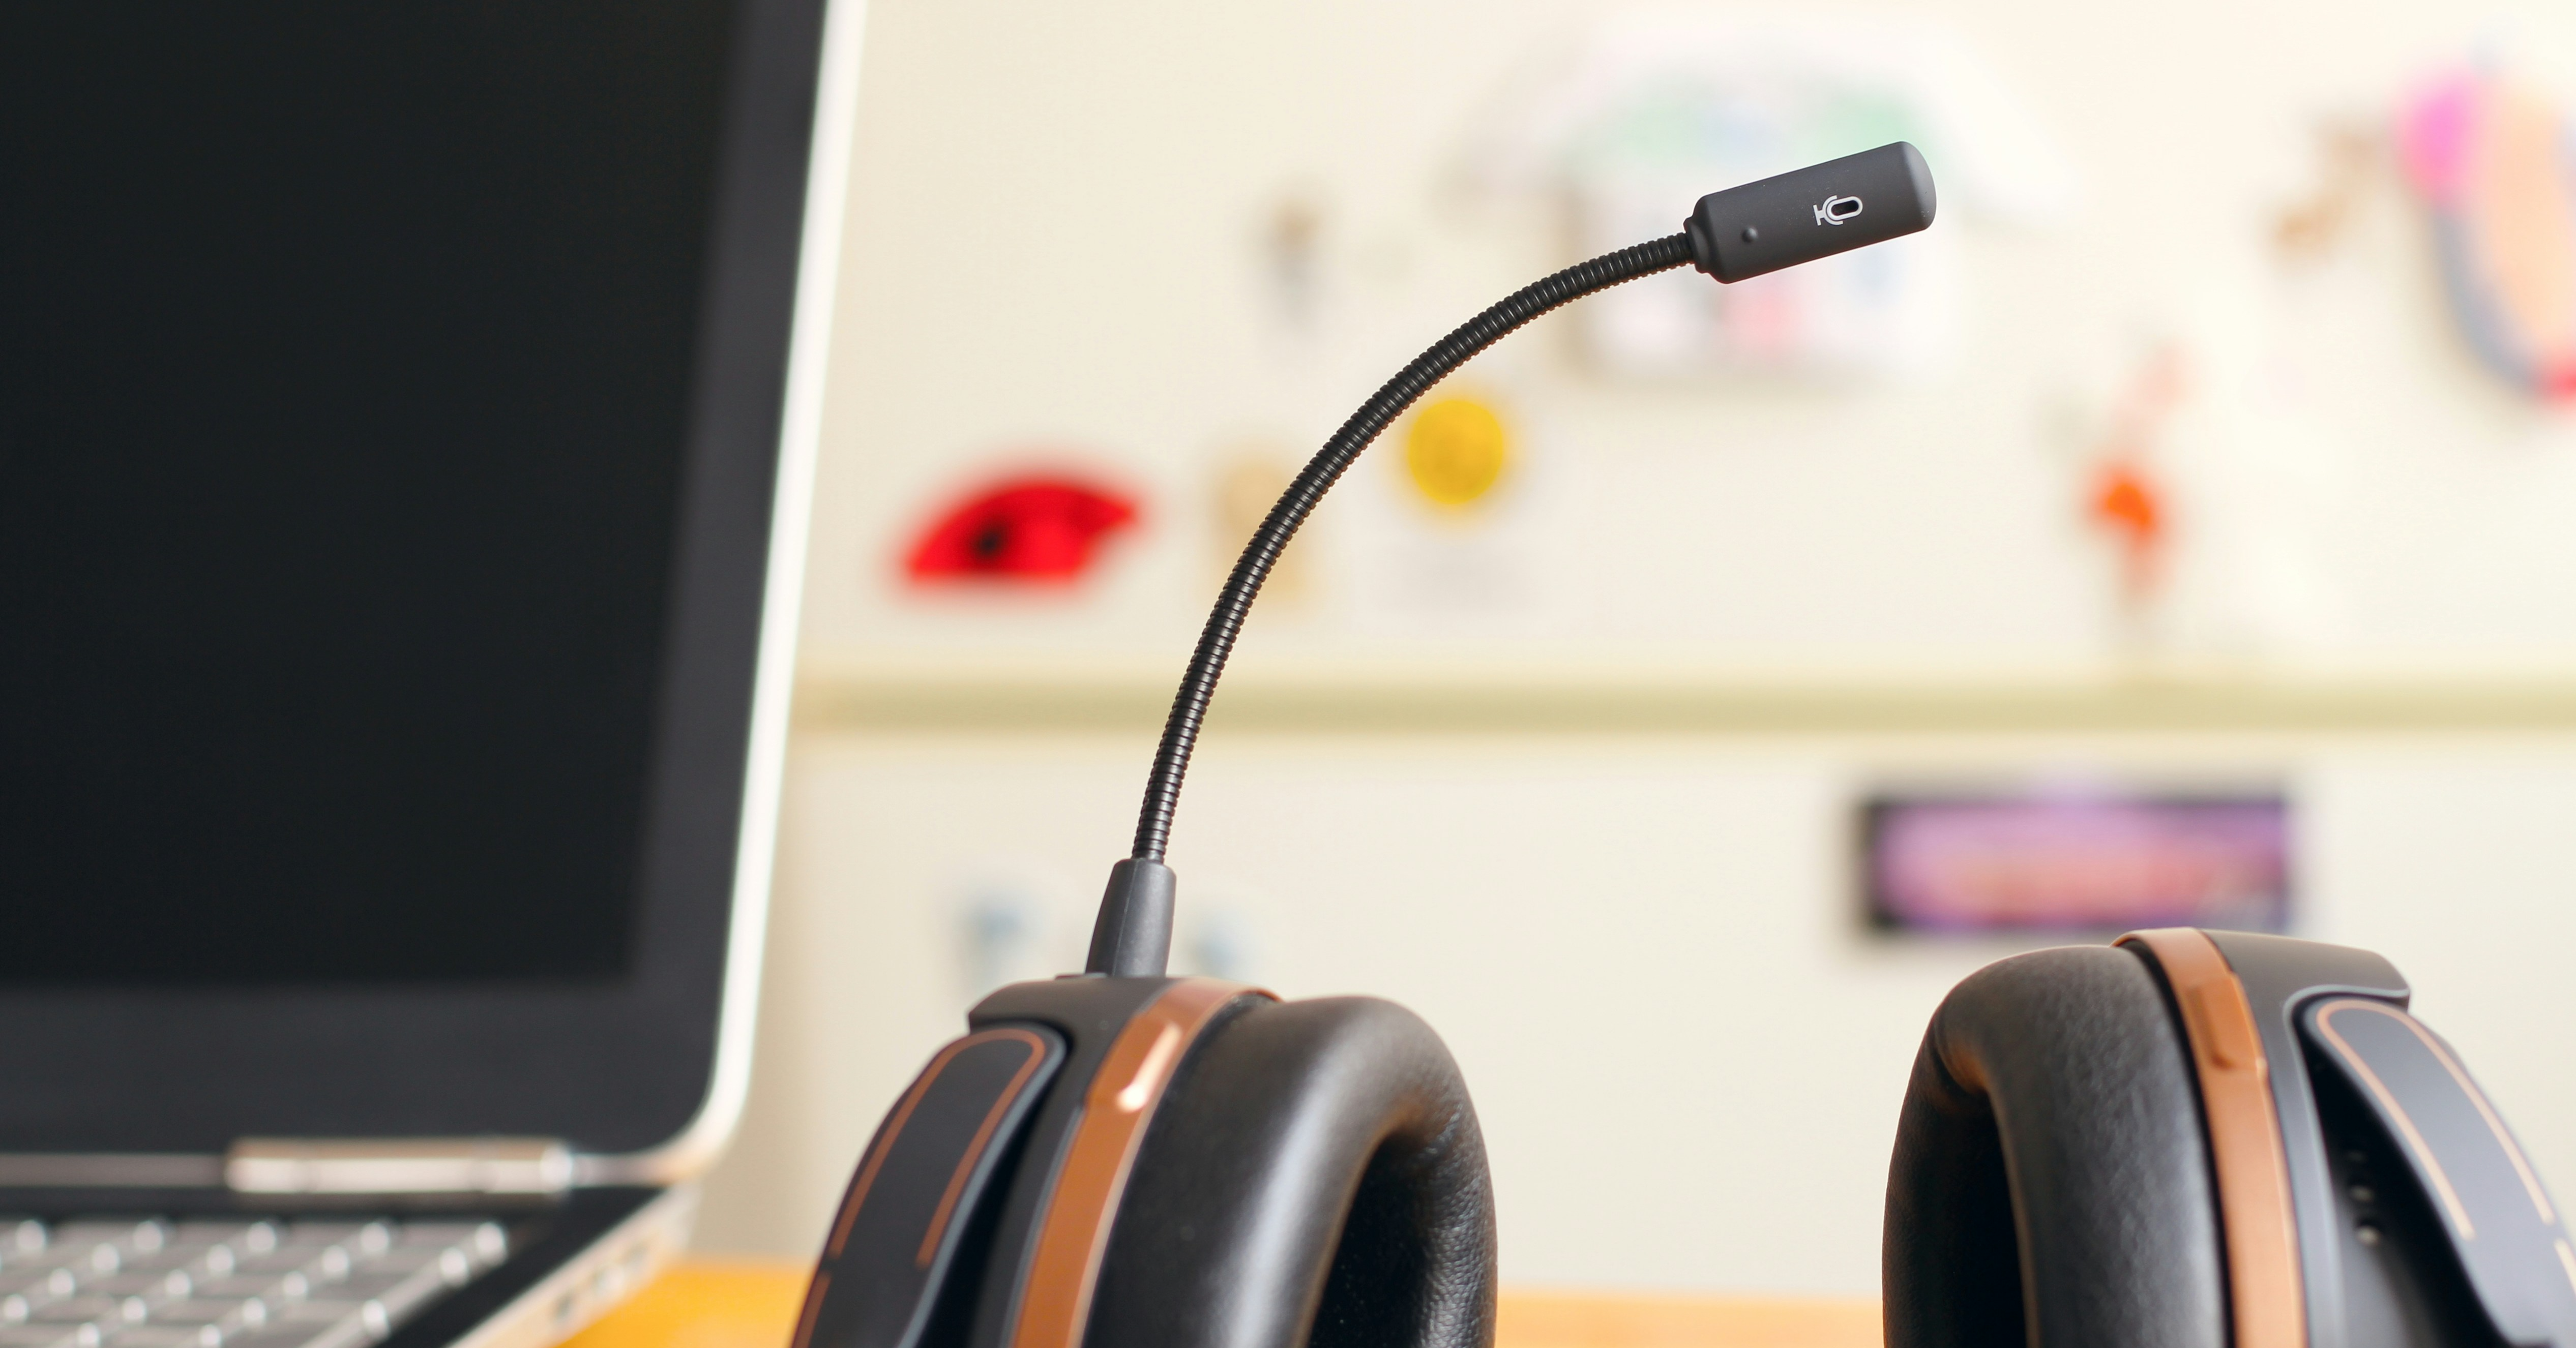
top-left (796, 0), bottom-right (2576, 676)
top-left (695, 732), bottom-right (2576, 1294)
top-left (686, 0), bottom-right (2576, 1297)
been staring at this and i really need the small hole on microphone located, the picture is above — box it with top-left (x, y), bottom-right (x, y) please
top-left (1740, 226), bottom-right (1758, 243)
top-left (2356, 1222), bottom-right (2382, 1246)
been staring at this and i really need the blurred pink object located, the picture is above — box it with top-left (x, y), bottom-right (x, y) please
top-left (1864, 794), bottom-right (2288, 933)
top-left (2397, 68), bottom-right (2576, 400)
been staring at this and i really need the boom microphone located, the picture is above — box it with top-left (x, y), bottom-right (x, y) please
top-left (1091, 140), bottom-right (1940, 975)
top-left (792, 143), bottom-right (1937, 1348)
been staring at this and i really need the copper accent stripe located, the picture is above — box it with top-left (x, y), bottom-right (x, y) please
top-left (2318, 998), bottom-right (2554, 1224)
top-left (2121, 928), bottom-right (2304, 1348)
top-left (1008, 979), bottom-right (1256, 1348)
top-left (825, 1028), bottom-right (1024, 1260)
top-left (917, 1028), bottom-right (1054, 1268)
top-left (787, 1270), bottom-right (830, 1348)
top-left (2310, 999), bottom-right (2477, 1239)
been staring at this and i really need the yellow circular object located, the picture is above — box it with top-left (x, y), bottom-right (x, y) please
top-left (1402, 397), bottom-right (1510, 508)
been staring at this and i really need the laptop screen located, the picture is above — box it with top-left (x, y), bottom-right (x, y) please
top-left (0, 3), bottom-right (743, 985)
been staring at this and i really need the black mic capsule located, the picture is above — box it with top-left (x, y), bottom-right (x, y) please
top-left (1683, 141), bottom-right (1937, 284)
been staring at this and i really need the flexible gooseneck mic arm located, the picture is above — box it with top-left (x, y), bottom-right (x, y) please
top-left (1086, 142), bottom-right (1938, 977)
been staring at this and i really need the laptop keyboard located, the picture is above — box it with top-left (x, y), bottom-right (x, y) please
top-left (0, 1218), bottom-right (509, 1348)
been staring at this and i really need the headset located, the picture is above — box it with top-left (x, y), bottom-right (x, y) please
top-left (783, 141), bottom-right (1936, 1348)
top-left (786, 135), bottom-right (2571, 1348)
top-left (1888, 928), bottom-right (2576, 1348)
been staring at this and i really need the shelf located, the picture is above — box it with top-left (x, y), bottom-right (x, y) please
top-left (793, 661), bottom-right (2576, 736)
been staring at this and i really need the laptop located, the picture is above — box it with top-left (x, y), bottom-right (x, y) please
top-left (0, 3), bottom-right (857, 1348)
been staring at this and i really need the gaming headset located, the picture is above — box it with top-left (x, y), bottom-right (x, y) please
top-left (788, 139), bottom-right (2571, 1348)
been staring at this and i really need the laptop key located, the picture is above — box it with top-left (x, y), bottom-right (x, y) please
top-left (316, 1274), bottom-right (437, 1324)
top-left (157, 1231), bottom-right (244, 1254)
top-left (14, 1250), bottom-right (113, 1277)
top-left (270, 1305), bottom-right (377, 1335)
top-left (50, 1229), bottom-right (163, 1259)
top-left (80, 1276), bottom-right (186, 1304)
top-left (0, 1327), bottom-right (91, 1348)
top-left (117, 1249), bottom-right (225, 1279)
top-left (215, 1232), bottom-right (277, 1261)
top-left (218, 1324), bottom-right (364, 1348)
top-left (100, 1330), bottom-right (217, 1348)
top-left (0, 1224), bottom-right (48, 1258)
top-left (29, 1300), bottom-right (122, 1326)
top-left (267, 1305), bottom-right (381, 1348)
top-left (0, 1272), bottom-right (77, 1301)
top-left (145, 1303), bottom-right (264, 1333)
top-left (276, 1232), bottom-right (382, 1264)
top-left (388, 1226), bottom-right (502, 1268)
top-left (343, 1250), bottom-right (467, 1290)
top-left (181, 1282), bottom-right (288, 1308)
top-left (224, 1254), bottom-right (339, 1285)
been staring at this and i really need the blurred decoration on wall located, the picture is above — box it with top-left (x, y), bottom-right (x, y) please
top-left (2048, 290), bottom-right (2350, 668)
top-left (1403, 396), bottom-right (1514, 510)
top-left (2400, 65), bottom-right (2576, 403)
top-left (950, 861), bottom-right (1094, 997)
top-left (802, 0), bottom-right (2576, 697)
top-left (2077, 342), bottom-right (2184, 637)
top-left (1173, 907), bottom-right (1259, 983)
top-left (1262, 191), bottom-right (1330, 339)
top-left (952, 865), bottom-right (1257, 993)
top-left (1343, 386), bottom-right (1583, 633)
top-left (1211, 446), bottom-right (1314, 608)
top-left (901, 470), bottom-right (1142, 588)
top-left (958, 885), bottom-right (1043, 998)
top-left (2273, 121), bottom-right (2383, 266)
top-left (1859, 785), bottom-right (2292, 936)
top-left (1477, 9), bottom-right (2075, 383)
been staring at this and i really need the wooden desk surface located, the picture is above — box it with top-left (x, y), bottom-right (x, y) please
top-left (561, 1263), bottom-right (1880, 1348)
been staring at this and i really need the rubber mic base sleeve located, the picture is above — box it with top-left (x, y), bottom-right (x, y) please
top-left (1684, 141), bottom-right (1938, 284)
top-left (1086, 858), bottom-right (1176, 977)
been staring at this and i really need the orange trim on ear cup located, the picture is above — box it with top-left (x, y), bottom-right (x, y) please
top-left (825, 1028), bottom-right (1039, 1261)
top-left (1010, 979), bottom-right (1262, 1348)
top-left (919, 1030), bottom-right (1058, 1268)
top-left (2121, 928), bottom-right (2304, 1348)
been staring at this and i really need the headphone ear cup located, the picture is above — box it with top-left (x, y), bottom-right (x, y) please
top-left (1885, 945), bottom-right (2225, 1348)
top-left (1084, 996), bottom-right (1497, 1348)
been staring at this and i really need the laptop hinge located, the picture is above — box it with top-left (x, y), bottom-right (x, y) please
top-left (226, 1139), bottom-right (575, 1197)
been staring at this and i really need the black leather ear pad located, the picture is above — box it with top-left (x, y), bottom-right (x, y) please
top-left (1084, 996), bottom-right (1496, 1348)
top-left (1885, 945), bottom-right (2226, 1348)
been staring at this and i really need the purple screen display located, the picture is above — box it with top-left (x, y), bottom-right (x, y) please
top-left (1861, 792), bottom-right (2290, 934)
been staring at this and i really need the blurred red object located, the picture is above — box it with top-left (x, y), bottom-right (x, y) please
top-left (903, 476), bottom-right (1139, 584)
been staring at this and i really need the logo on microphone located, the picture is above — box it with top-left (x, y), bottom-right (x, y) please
top-left (1814, 194), bottom-right (1863, 225)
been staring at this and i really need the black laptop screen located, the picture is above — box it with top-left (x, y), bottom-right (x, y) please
top-left (0, 3), bottom-right (743, 984)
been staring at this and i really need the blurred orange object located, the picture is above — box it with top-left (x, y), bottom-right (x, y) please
top-left (559, 1263), bottom-right (809, 1348)
top-left (562, 1263), bottom-right (1879, 1348)
top-left (2081, 342), bottom-right (2182, 606)
top-left (2088, 458), bottom-right (2165, 600)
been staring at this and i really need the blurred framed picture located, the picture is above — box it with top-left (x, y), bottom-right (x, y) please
top-left (1858, 786), bottom-right (2290, 936)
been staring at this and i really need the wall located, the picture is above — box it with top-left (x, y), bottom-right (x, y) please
top-left (696, 732), bottom-right (2576, 1294)
top-left (798, 0), bottom-right (2576, 676)
top-left (688, 0), bottom-right (2576, 1298)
